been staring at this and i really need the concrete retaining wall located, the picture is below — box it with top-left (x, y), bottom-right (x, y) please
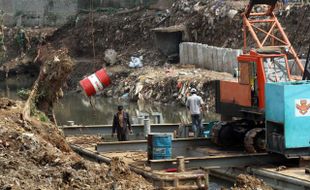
top-left (180, 42), bottom-right (242, 74)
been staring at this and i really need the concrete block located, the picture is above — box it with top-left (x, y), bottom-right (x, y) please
top-left (211, 46), bottom-right (217, 71)
top-left (202, 44), bottom-right (209, 69)
top-left (192, 43), bottom-right (199, 65)
top-left (179, 43), bottom-right (185, 64)
top-left (188, 43), bottom-right (194, 65)
top-left (206, 46), bottom-right (213, 70)
top-left (218, 48), bottom-right (225, 72)
top-left (197, 44), bottom-right (204, 67)
top-left (231, 50), bottom-right (241, 70)
top-left (223, 49), bottom-right (231, 73)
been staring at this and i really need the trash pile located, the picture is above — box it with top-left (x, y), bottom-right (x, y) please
top-left (0, 98), bottom-right (153, 189)
top-left (102, 65), bottom-right (235, 111)
top-left (232, 174), bottom-right (273, 190)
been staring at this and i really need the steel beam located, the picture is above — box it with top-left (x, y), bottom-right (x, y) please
top-left (248, 167), bottom-right (310, 190)
top-left (61, 123), bottom-right (181, 136)
top-left (149, 153), bottom-right (289, 170)
top-left (96, 138), bottom-right (211, 157)
top-left (70, 144), bottom-right (111, 164)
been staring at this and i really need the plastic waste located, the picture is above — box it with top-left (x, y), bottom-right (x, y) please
top-left (129, 56), bottom-right (143, 68)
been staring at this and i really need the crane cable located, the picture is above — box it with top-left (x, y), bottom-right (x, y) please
top-left (90, 0), bottom-right (96, 61)
top-left (89, 0), bottom-right (97, 109)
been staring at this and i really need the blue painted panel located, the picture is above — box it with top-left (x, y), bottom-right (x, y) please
top-left (266, 81), bottom-right (310, 148)
top-left (265, 82), bottom-right (285, 123)
top-left (151, 134), bottom-right (172, 159)
top-left (284, 82), bottom-right (310, 148)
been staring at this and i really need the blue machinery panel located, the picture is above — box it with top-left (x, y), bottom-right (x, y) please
top-left (266, 81), bottom-right (310, 149)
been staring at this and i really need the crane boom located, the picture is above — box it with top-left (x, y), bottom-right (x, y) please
top-left (242, 12), bottom-right (304, 74)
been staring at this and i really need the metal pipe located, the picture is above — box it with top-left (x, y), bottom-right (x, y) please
top-left (70, 144), bottom-right (111, 164)
top-left (247, 167), bottom-right (310, 189)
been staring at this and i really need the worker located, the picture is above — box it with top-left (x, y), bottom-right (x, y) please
top-left (112, 105), bottom-right (133, 141)
top-left (16, 27), bottom-right (30, 56)
top-left (186, 88), bottom-right (204, 137)
top-left (244, 0), bottom-right (287, 18)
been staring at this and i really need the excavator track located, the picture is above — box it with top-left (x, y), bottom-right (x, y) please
top-left (211, 121), bottom-right (244, 147)
top-left (211, 121), bottom-right (225, 146)
top-left (244, 128), bottom-right (266, 153)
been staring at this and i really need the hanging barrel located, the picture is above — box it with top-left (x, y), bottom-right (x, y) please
top-left (79, 68), bottom-right (111, 97)
top-left (148, 133), bottom-right (172, 160)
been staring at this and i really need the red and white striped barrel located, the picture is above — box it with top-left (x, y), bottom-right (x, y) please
top-left (79, 68), bottom-right (111, 97)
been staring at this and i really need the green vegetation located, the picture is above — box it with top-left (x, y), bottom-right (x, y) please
top-left (17, 88), bottom-right (30, 100)
top-left (30, 102), bottom-right (50, 122)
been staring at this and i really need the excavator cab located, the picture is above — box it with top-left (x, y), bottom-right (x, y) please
top-left (213, 49), bottom-right (292, 152)
top-left (216, 49), bottom-right (290, 119)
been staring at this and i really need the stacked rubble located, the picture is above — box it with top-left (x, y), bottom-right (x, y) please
top-left (0, 98), bottom-right (153, 189)
top-left (102, 65), bottom-right (235, 111)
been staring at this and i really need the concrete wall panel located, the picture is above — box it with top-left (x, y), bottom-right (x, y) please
top-left (179, 42), bottom-right (242, 74)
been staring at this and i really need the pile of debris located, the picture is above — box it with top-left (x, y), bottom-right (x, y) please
top-left (232, 174), bottom-right (273, 190)
top-left (100, 64), bottom-right (235, 111)
top-left (0, 97), bottom-right (153, 189)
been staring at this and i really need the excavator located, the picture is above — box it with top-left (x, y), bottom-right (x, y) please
top-left (211, 0), bottom-right (310, 157)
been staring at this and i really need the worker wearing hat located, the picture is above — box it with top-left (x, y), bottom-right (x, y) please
top-left (186, 88), bottom-right (205, 137)
top-left (112, 105), bottom-right (132, 141)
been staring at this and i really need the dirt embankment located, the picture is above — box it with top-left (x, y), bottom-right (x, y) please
top-left (0, 98), bottom-right (153, 189)
top-left (46, 1), bottom-right (310, 106)
top-left (48, 1), bottom-right (310, 64)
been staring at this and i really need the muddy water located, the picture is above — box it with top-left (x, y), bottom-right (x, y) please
top-left (0, 77), bottom-right (35, 100)
top-left (54, 93), bottom-right (219, 125)
top-left (0, 78), bottom-right (219, 126)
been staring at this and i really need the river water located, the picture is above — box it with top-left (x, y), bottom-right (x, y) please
top-left (54, 92), bottom-right (219, 126)
top-left (0, 77), bottom-right (219, 126)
